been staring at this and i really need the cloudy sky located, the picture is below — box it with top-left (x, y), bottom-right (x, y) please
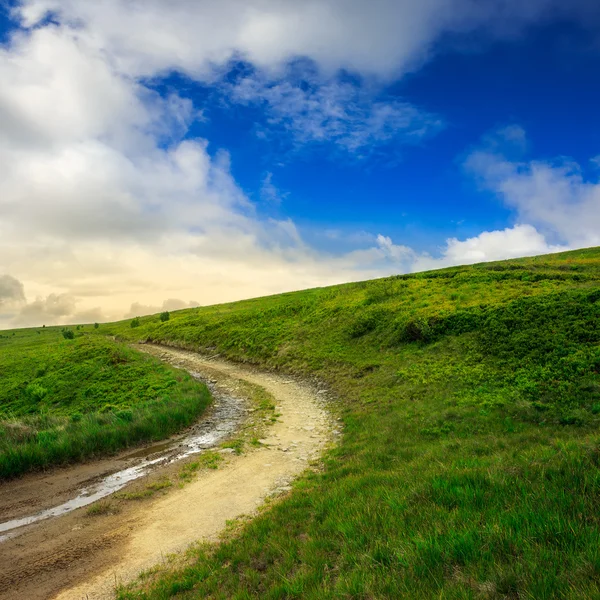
top-left (1, 0), bottom-right (599, 328)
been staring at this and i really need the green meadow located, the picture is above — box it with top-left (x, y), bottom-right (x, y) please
top-left (0, 329), bottom-right (210, 479)
top-left (107, 247), bottom-right (600, 599)
top-left (2, 246), bottom-right (600, 597)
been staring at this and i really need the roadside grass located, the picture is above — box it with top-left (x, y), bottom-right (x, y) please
top-left (110, 247), bottom-right (600, 599)
top-left (219, 380), bottom-right (278, 456)
top-left (116, 477), bottom-right (174, 501)
top-left (85, 500), bottom-right (119, 517)
top-left (0, 330), bottom-right (211, 479)
top-left (178, 451), bottom-right (224, 484)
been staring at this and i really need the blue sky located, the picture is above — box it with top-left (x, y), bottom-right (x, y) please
top-left (193, 20), bottom-right (600, 251)
top-left (142, 13), bottom-right (600, 252)
top-left (0, 0), bottom-right (599, 327)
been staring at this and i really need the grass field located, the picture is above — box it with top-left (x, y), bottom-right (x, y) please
top-left (0, 329), bottom-right (211, 479)
top-left (2, 247), bottom-right (600, 597)
top-left (101, 247), bottom-right (600, 599)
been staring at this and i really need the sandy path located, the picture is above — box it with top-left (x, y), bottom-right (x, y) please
top-left (0, 346), bottom-right (332, 600)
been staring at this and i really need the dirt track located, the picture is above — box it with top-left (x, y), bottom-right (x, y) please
top-left (0, 346), bottom-right (333, 600)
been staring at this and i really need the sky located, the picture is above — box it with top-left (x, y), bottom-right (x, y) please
top-left (1, 0), bottom-right (600, 328)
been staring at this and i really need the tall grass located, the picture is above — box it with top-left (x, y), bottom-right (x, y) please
top-left (0, 385), bottom-right (209, 479)
top-left (0, 332), bottom-right (210, 478)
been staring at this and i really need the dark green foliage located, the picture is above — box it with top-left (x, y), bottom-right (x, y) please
top-left (130, 317), bottom-right (141, 328)
top-left (160, 311), bottom-right (170, 322)
top-left (94, 322), bottom-right (100, 329)
top-left (61, 328), bottom-right (75, 340)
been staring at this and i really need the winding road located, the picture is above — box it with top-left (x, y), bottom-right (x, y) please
top-left (0, 346), bottom-right (333, 600)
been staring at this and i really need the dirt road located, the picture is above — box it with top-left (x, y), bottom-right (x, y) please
top-left (0, 346), bottom-right (333, 600)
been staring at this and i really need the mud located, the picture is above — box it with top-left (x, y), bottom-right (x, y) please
top-left (0, 377), bottom-right (245, 543)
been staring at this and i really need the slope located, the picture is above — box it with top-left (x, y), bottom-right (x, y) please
top-left (103, 246), bottom-right (600, 599)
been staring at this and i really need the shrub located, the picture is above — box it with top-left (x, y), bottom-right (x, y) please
top-left (25, 383), bottom-right (48, 402)
top-left (61, 328), bottom-right (75, 340)
top-left (115, 409), bottom-right (134, 422)
top-left (130, 317), bottom-right (141, 328)
top-left (402, 317), bottom-right (434, 343)
top-left (346, 310), bottom-right (383, 338)
top-left (160, 311), bottom-right (170, 322)
top-left (94, 322), bottom-right (99, 329)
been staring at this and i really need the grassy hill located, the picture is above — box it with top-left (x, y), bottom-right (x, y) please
top-left (102, 247), bottom-right (600, 599)
top-left (0, 329), bottom-right (211, 478)
top-left (2, 247), bottom-right (600, 597)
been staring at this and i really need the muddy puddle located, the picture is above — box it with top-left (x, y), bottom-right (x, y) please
top-left (0, 375), bottom-right (245, 542)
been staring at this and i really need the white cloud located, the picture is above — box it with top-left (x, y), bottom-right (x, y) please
top-left (259, 172), bottom-right (286, 205)
top-left (343, 224), bottom-right (566, 276)
top-left (15, 0), bottom-right (597, 81)
top-left (428, 225), bottom-right (564, 266)
top-left (226, 75), bottom-right (442, 155)
top-left (464, 129), bottom-right (600, 248)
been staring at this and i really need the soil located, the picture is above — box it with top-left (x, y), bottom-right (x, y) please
top-left (0, 346), bottom-right (334, 600)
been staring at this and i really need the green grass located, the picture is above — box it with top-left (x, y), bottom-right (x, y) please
top-left (0, 329), bottom-right (211, 479)
top-left (3, 247), bottom-right (600, 597)
top-left (85, 500), bottom-right (119, 517)
top-left (105, 247), bottom-right (600, 599)
top-left (179, 452), bottom-right (225, 483)
top-left (116, 476), bottom-right (174, 501)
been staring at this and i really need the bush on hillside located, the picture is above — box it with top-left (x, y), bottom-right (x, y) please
top-left (61, 328), bottom-right (75, 340)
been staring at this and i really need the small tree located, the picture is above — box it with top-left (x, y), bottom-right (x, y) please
top-left (94, 322), bottom-right (99, 329)
top-left (130, 317), bottom-right (141, 328)
top-left (61, 328), bottom-right (75, 340)
top-left (159, 311), bottom-right (170, 322)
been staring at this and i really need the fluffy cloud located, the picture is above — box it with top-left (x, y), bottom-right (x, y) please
top-left (125, 299), bottom-right (200, 319)
top-left (439, 225), bottom-right (564, 264)
top-left (465, 127), bottom-right (600, 248)
top-left (15, 0), bottom-right (597, 80)
top-left (0, 275), bottom-right (26, 307)
top-left (345, 225), bottom-right (564, 273)
top-left (0, 275), bottom-right (27, 325)
top-left (14, 293), bottom-right (77, 327)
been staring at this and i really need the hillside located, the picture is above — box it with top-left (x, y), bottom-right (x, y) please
top-left (99, 247), bottom-right (600, 599)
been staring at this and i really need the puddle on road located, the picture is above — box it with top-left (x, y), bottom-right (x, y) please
top-left (0, 375), bottom-right (245, 543)
top-left (123, 440), bottom-right (174, 460)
